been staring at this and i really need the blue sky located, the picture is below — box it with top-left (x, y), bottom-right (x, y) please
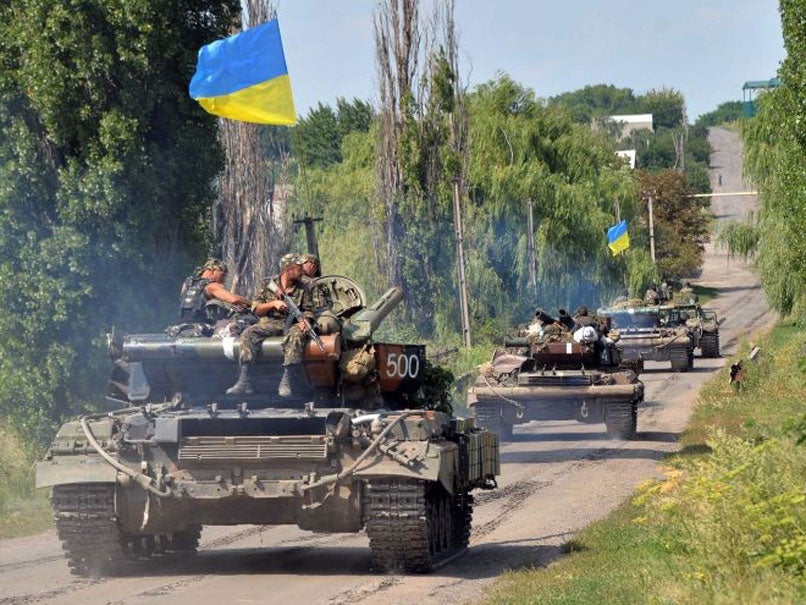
top-left (276, 0), bottom-right (784, 120)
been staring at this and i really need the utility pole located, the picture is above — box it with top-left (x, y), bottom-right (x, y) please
top-left (526, 198), bottom-right (537, 297)
top-left (452, 178), bottom-right (472, 347)
top-left (648, 195), bottom-right (656, 263)
top-left (292, 213), bottom-right (322, 259)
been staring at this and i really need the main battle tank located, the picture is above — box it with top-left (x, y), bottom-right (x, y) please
top-left (598, 300), bottom-right (695, 372)
top-left (468, 310), bottom-right (644, 441)
top-left (665, 292), bottom-right (721, 358)
top-left (36, 277), bottom-right (499, 576)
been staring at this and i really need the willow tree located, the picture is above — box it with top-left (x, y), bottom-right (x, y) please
top-left (734, 0), bottom-right (806, 319)
top-left (464, 75), bottom-right (639, 321)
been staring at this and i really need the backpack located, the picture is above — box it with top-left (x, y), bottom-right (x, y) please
top-left (179, 277), bottom-right (212, 322)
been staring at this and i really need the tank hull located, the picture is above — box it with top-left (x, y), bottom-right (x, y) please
top-left (37, 408), bottom-right (499, 575)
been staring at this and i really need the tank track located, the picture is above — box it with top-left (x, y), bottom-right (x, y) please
top-left (52, 483), bottom-right (202, 576)
top-left (362, 478), bottom-right (472, 573)
top-left (51, 483), bottom-right (133, 577)
top-left (700, 332), bottom-right (720, 358)
top-left (669, 346), bottom-right (693, 372)
top-left (473, 402), bottom-right (513, 441)
top-left (604, 400), bottom-right (638, 440)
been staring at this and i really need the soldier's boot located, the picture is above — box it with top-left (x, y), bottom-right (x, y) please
top-left (226, 363), bottom-right (254, 395)
top-left (278, 364), bottom-right (306, 398)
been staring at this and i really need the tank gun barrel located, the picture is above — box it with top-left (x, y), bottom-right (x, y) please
top-left (343, 287), bottom-right (403, 342)
top-left (504, 337), bottom-right (529, 348)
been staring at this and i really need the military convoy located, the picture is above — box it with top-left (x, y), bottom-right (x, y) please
top-left (36, 276), bottom-right (499, 576)
top-left (469, 309), bottom-right (645, 441)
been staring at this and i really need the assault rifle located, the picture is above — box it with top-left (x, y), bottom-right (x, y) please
top-left (281, 293), bottom-right (326, 353)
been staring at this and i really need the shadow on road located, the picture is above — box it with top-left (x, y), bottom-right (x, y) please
top-left (500, 446), bottom-right (670, 465)
top-left (108, 542), bottom-right (563, 581)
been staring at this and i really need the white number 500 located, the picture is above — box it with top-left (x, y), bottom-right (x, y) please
top-left (385, 352), bottom-right (420, 379)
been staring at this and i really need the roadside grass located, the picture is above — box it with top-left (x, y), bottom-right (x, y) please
top-left (483, 319), bottom-right (806, 604)
top-left (0, 425), bottom-right (52, 539)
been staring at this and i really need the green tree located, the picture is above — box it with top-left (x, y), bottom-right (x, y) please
top-left (697, 101), bottom-right (744, 127)
top-left (637, 170), bottom-right (708, 279)
top-left (729, 0), bottom-right (806, 318)
top-left (0, 0), bottom-right (238, 442)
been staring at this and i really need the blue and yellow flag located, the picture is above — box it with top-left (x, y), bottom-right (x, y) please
top-left (189, 19), bottom-right (296, 125)
top-left (607, 220), bottom-right (630, 255)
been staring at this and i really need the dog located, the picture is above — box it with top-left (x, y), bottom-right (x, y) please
top-left (729, 359), bottom-right (744, 390)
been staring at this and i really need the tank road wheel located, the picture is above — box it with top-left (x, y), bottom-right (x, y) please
top-left (700, 332), bottom-right (720, 358)
top-left (604, 401), bottom-right (638, 440)
top-left (169, 525), bottom-right (202, 554)
top-left (473, 402), bottom-right (513, 442)
top-left (363, 479), bottom-right (471, 573)
top-left (51, 483), bottom-right (134, 577)
top-left (669, 346), bottom-right (691, 372)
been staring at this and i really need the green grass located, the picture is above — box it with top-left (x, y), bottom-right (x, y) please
top-left (482, 320), bottom-right (806, 604)
top-left (0, 424), bottom-right (52, 539)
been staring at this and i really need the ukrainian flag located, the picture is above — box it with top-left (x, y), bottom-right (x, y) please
top-left (189, 19), bottom-right (296, 125)
top-left (607, 220), bottom-right (630, 255)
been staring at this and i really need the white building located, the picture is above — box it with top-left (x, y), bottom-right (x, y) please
top-left (608, 113), bottom-right (653, 139)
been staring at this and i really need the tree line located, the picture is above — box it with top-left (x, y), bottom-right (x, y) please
top-left (0, 0), bottom-right (713, 445)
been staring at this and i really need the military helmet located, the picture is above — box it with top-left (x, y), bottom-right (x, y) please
top-left (299, 253), bottom-right (320, 266)
top-left (279, 253), bottom-right (302, 270)
top-left (575, 305), bottom-right (589, 317)
top-left (200, 257), bottom-right (227, 274)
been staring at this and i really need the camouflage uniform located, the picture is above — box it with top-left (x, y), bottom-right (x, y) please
top-left (301, 275), bottom-right (342, 335)
top-left (239, 276), bottom-right (315, 366)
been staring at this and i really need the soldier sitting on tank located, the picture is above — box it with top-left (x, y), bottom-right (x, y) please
top-left (226, 254), bottom-right (315, 398)
top-left (644, 283), bottom-right (661, 306)
top-left (178, 258), bottom-right (251, 326)
top-left (572, 306), bottom-right (599, 331)
top-left (299, 253), bottom-right (341, 336)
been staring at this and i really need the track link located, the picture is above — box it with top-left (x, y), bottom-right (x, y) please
top-left (362, 479), bottom-right (472, 573)
top-left (473, 402), bottom-right (513, 441)
top-left (604, 400), bottom-right (638, 440)
top-left (669, 346), bottom-right (692, 372)
top-left (700, 332), bottom-right (720, 358)
top-left (51, 483), bottom-right (133, 577)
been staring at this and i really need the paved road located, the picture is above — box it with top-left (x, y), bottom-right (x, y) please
top-left (0, 127), bottom-right (775, 605)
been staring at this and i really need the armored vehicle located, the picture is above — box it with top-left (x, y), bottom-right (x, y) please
top-left (666, 302), bottom-right (721, 358)
top-left (598, 301), bottom-right (695, 372)
top-left (468, 311), bottom-right (644, 441)
top-left (36, 277), bottom-right (499, 576)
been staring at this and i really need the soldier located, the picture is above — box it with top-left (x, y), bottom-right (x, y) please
top-left (179, 258), bottom-right (251, 324)
top-left (226, 254), bottom-right (315, 398)
top-left (299, 253), bottom-right (341, 336)
top-left (572, 305), bottom-right (599, 330)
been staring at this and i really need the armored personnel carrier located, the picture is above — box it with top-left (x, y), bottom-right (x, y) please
top-left (468, 310), bottom-right (644, 441)
top-left (598, 301), bottom-right (695, 372)
top-left (36, 277), bottom-right (499, 576)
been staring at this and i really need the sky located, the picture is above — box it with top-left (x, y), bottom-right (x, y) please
top-left (276, 0), bottom-right (785, 121)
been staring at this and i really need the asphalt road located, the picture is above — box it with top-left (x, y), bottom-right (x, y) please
top-left (0, 127), bottom-right (775, 605)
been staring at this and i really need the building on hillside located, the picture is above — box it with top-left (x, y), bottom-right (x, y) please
top-left (615, 149), bottom-right (636, 169)
top-left (606, 114), bottom-right (654, 140)
top-left (742, 78), bottom-right (780, 117)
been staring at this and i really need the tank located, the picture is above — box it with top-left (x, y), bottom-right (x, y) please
top-left (665, 296), bottom-right (722, 359)
top-left (468, 310), bottom-right (644, 442)
top-left (36, 277), bottom-right (499, 576)
top-left (598, 300), bottom-right (696, 372)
